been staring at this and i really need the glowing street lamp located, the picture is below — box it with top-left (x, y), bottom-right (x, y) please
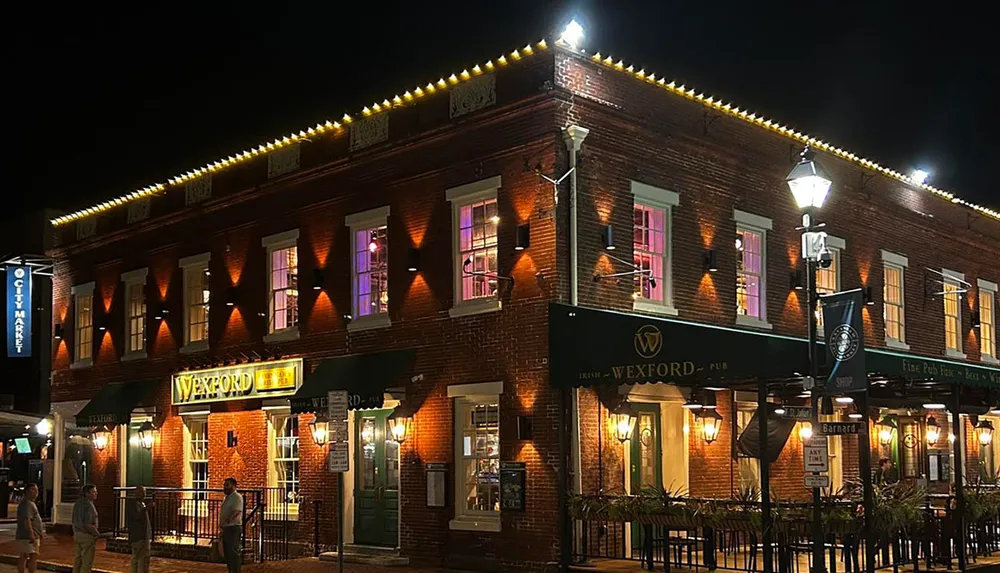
top-left (36, 418), bottom-right (52, 436)
top-left (876, 416), bottom-right (897, 446)
top-left (137, 422), bottom-right (157, 450)
top-left (610, 401), bottom-right (637, 444)
top-left (92, 427), bottom-right (111, 451)
top-left (558, 19), bottom-right (585, 50)
top-left (388, 411), bottom-right (413, 444)
top-left (309, 414), bottom-right (330, 447)
top-left (976, 420), bottom-right (995, 446)
top-left (925, 416), bottom-right (941, 446)
top-left (799, 422), bottom-right (814, 441)
top-left (700, 409), bottom-right (723, 444)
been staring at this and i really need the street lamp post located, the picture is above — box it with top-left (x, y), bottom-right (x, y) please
top-left (787, 147), bottom-right (833, 573)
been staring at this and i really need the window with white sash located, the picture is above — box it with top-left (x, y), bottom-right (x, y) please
top-left (121, 268), bottom-right (148, 359)
top-left (942, 269), bottom-right (965, 359)
top-left (447, 176), bottom-right (502, 318)
top-left (734, 210), bottom-right (773, 329)
top-left (71, 282), bottom-right (95, 368)
top-left (262, 230), bottom-right (300, 342)
top-left (631, 181), bottom-right (679, 315)
top-left (180, 253), bottom-right (210, 353)
top-left (979, 279), bottom-right (998, 364)
top-left (448, 382), bottom-right (502, 532)
top-left (881, 250), bottom-right (909, 350)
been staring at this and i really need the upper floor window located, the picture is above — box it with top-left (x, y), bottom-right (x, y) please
top-left (121, 268), bottom-right (148, 360)
top-left (942, 269), bottom-right (965, 359)
top-left (979, 279), bottom-right (998, 364)
top-left (262, 230), bottom-right (300, 342)
top-left (179, 253), bottom-right (211, 353)
top-left (346, 206), bottom-right (391, 332)
top-left (881, 250), bottom-right (909, 350)
top-left (734, 210), bottom-right (773, 330)
top-left (71, 282), bottom-right (95, 368)
top-left (631, 182), bottom-right (679, 316)
top-left (448, 381), bottom-right (502, 532)
top-left (446, 176), bottom-right (502, 318)
top-left (815, 236), bottom-right (845, 330)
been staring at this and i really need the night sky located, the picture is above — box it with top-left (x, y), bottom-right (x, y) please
top-left (9, 1), bottom-right (997, 219)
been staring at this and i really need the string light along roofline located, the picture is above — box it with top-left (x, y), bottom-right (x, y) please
top-left (50, 40), bottom-right (549, 226)
top-left (51, 34), bottom-right (998, 226)
top-left (570, 45), bottom-right (997, 221)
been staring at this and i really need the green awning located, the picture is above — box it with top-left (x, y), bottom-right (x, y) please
top-left (866, 349), bottom-right (1000, 388)
top-left (75, 380), bottom-right (159, 427)
top-left (290, 349), bottom-right (415, 414)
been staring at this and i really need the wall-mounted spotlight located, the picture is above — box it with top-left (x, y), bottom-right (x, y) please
top-left (863, 286), bottom-right (875, 306)
top-left (312, 268), bottom-right (325, 291)
top-left (226, 286), bottom-right (238, 307)
top-left (97, 315), bottom-right (108, 332)
top-left (406, 248), bottom-right (420, 272)
top-left (703, 250), bottom-right (718, 272)
top-left (601, 224), bottom-right (615, 251)
top-left (515, 224), bottom-right (530, 251)
top-left (791, 269), bottom-right (805, 291)
top-left (972, 309), bottom-right (982, 329)
top-left (54, 324), bottom-right (64, 340)
top-left (153, 305), bottom-right (170, 321)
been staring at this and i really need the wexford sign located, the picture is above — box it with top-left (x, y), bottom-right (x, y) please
top-left (6, 266), bottom-right (32, 357)
top-left (172, 358), bottom-right (302, 405)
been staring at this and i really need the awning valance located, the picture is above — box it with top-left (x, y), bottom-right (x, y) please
top-left (548, 303), bottom-right (1000, 391)
top-left (290, 349), bottom-right (415, 414)
top-left (75, 380), bottom-right (159, 427)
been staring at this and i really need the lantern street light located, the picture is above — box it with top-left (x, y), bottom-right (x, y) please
top-left (610, 401), bottom-right (637, 444)
top-left (926, 417), bottom-right (941, 446)
top-left (92, 427), bottom-right (111, 451)
top-left (309, 414), bottom-right (330, 447)
top-left (388, 411), bottom-right (413, 445)
top-left (787, 145), bottom-right (835, 573)
top-left (798, 422), bottom-right (814, 441)
top-left (36, 418), bottom-right (52, 436)
top-left (976, 420), bottom-right (995, 446)
top-left (137, 422), bottom-right (157, 450)
top-left (700, 409), bottom-right (723, 444)
top-left (876, 416), bottom-right (897, 446)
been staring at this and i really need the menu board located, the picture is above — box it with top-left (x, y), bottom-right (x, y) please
top-left (499, 461), bottom-right (526, 512)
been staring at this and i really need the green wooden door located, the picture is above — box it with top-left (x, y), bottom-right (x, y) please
top-left (354, 409), bottom-right (399, 547)
top-left (630, 404), bottom-right (661, 553)
top-left (126, 423), bottom-right (152, 487)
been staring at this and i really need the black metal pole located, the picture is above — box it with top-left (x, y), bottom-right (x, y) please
top-left (559, 387), bottom-right (571, 572)
top-left (951, 386), bottom-right (967, 572)
top-left (759, 378), bottom-right (773, 573)
top-left (806, 232), bottom-right (824, 573)
top-left (858, 392), bottom-right (875, 573)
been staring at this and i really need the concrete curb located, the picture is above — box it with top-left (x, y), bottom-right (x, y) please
top-left (0, 553), bottom-right (118, 573)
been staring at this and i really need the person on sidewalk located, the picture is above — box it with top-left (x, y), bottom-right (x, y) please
top-left (128, 485), bottom-right (154, 573)
top-left (16, 483), bottom-right (45, 573)
top-left (219, 477), bottom-right (244, 573)
top-left (72, 485), bottom-right (100, 573)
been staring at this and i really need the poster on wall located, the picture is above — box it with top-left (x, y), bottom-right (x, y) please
top-left (6, 266), bottom-right (32, 358)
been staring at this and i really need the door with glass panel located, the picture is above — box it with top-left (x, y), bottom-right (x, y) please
top-left (126, 423), bottom-right (152, 487)
top-left (630, 403), bottom-right (661, 553)
top-left (354, 409), bottom-right (399, 547)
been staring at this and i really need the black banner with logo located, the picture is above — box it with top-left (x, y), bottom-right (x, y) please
top-left (821, 289), bottom-right (867, 393)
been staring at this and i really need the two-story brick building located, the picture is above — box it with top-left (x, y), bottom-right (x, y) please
top-left (44, 33), bottom-right (999, 571)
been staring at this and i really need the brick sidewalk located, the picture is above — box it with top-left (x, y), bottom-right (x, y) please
top-left (0, 535), bottom-right (447, 573)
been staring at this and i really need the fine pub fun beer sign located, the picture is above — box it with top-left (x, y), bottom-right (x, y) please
top-left (172, 358), bottom-right (302, 405)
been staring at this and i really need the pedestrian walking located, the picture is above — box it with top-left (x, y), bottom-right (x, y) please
top-left (128, 486), bottom-right (154, 573)
top-left (15, 483), bottom-right (45, 573)
top-left (72, 485), bottom-right (100, 573)
top-left (219, 477), bottom-right (244, 573)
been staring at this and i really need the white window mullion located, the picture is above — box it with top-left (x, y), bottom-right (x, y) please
top-left (346, 207), bottom-right (392, 332)
top-left (881, 250), bottom-right (909, 351)
top-left (979, 279), bottom-right (998, 364)
top-left (179, 253), bottom-right (211, 353)
top-left (447, 177), bottom-right (502, 318)
top-left (262, 230), bottom-right (300, 342)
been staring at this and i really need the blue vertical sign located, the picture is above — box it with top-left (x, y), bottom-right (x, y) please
top-left (7, 266), bottom-right (32, 357)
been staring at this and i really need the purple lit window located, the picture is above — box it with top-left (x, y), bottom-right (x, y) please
top-left (459, 199), bottom-right (498, 301)
top-left (355, 225), bottom-right (388, 317)
top-left (736, 229), bottom-right (763, 319)
top-left (270, 246), bottom-right (298, 332)
top-left (633, 204), bottom-right (666, 302)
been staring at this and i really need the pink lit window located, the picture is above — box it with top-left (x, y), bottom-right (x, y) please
top-left (633, 204), bottom-right (666, 302)
top-left (269, 246), bottom-right (298, 332)
top-left (355, 225), bottom-right (388, 317)
top-left (736, 229), bottom-right (763, 319)
top-left (459, 199), bottom-right (498, 301)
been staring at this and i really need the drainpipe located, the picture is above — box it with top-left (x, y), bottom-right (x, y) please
top-left (562, 125), bottom-right (589, 498)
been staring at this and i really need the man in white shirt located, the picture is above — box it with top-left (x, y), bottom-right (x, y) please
top-left (219, 477), bottom-right (244, 573)
top-left (16, 483), bottom-right (45, 573)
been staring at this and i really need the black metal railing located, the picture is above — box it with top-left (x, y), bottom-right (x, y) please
top-left (112, 487), bottom-right (273, 562)
top-left (571, 494), bottom-right (1000, 572)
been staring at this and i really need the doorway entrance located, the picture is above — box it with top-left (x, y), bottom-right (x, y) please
top-left (126, 422), bottom-right (152, 487)
top-left (630, 403), bottom-right (661, 553)
top-left (353, 409), bottom-right (399, 548)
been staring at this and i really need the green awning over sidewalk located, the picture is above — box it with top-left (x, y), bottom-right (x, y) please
top-left (290, 349), bottom-right (415, 414)
top-left (548, 303), bottom-right (1000, 390)
top-left (75, 380), bottom-right (159, 427)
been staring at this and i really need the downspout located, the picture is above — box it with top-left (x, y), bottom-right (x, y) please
top-left (563, 125), bottom-right (589, 496)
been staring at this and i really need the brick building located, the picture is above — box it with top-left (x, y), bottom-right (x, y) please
top-left (43, 34), bottom-right (999, 571)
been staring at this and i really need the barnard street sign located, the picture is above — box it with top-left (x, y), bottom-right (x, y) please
top-left (819, 422), bottom-right (863, 435)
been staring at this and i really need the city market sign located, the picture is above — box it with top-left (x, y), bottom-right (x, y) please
top-left (172, 359), bottom-right (302, 405)
top-left (6, 266), bottom-right (32, 357)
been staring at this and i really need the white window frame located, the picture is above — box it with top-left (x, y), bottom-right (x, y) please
top-left (178, 408), bottom-right (210, 513)
top-left (346, 206), bottom-right (392, 332)
top-left (262, 230), bottom-right (301, 343)
top-left (447, 381), bottom-right (503, 532)
top-left (734, 209), bottom-right (773, 330)
top-left (180, 253), bottom-right (211, 354)
top-left (631, 181), bottom-right (680, 316)
top-left (979, 279), bottom-right (998, 365)
top-left (121, 268), bottom-right (148, 361)
top-left (447, 176), bottom-right (502, 318)
top-left (70, 282), bottom-right (95, 369)
top-left (815, 236), bottom-right (845, 330)
top-left (266, 408), bottom-right (300, 521)
top-left (881, 250), bottom-right (910, 350)
top-left (942, 268), bottom-right (966, 359)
